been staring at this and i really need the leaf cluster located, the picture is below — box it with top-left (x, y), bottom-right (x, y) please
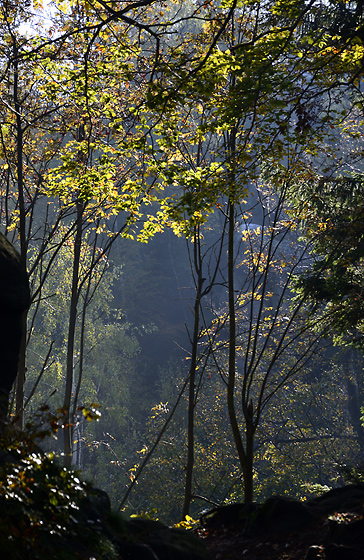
top-left (292, 175), bottom-right (364, 344)
top-left (0, 412), bottom-right (118, 560)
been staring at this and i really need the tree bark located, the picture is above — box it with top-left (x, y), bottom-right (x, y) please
top-left (182, 228), bottom-right (203, 519)
top-left (63, 199), bottom-right (83, 467)
top-left (226, 195), bottom-right (250, 501)
top-left (13, 40), bottom-right (29, 428)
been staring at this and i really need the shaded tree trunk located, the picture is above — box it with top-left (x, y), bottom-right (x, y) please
top-left (182, 228), bottom-right (203, 519)
top-left (63, 198), bottom-right (83, 467)
top-left (226, 194), bottom-right (251, 502)
top-left (13, 40), bottom-right (29, 428)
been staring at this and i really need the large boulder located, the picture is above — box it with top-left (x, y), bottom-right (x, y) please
top-left (201, 496), bottom-right (315, 536)
top-left (0, 232), bottom-right (30, 418)
top-left (200, 485), bottom-right (364, 560)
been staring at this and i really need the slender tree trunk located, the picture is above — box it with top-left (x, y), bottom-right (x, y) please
top-left (182, 229), bottom-right (203, 519)
top-left (225, 123), bottom-right (253, 502)
top-left (63, 199), bottom-right (83, 467)
top-left (15, 314), bottom-right (27, 427)
top-left (13, 41), bottom-right (28, 428)
top-left (226, 195), bottom-right (250, 500)
top-left (63, 119), bottom-right (87, 467)
top-left (244, 413), bottom-right (255, 503)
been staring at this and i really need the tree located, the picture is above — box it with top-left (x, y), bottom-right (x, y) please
top-left (2, 0), bottom-right (364, 516)
top-left (136, 0), bottom-right (364, 505)
top-left (293, 175), bottom-right (364, 345)
top-left (0, 0), bottom-right (163, 457)
top-left (0, 0), bottom-right (253, 446)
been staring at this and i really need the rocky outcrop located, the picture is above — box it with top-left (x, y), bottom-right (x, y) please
top-left (199, 485), bottom-right (364, 560)
top-left (200, 494), bottom-right (316, 536)
top-left (79, 489), bottom-right (212, 560)
top-left (0, 232), bottom-right (30, 419)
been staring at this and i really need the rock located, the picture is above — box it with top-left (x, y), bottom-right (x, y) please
top-left (196, 486), bottom-right (364, 560)
top-left (0, 232), bottom-right (30, 419)
top-left (78, 486), bottom-right (112, 530)
top-left (325, 543), bottom-right (356, 560)
top-left (148, 526), bottom-right (213, 560)
top-left (307, 484), bottom-right (364, 515)
top-left (200, 495), bottom-right (316, 538)
top-left (0, 233), bottom-right (30, 312)
top-left (124, 517), bottom-right (212, 560)
top-left (200, 502), bottom-right (258, 530)
top-left (260, 495), bottom-right (316, 533)
top-left (305, 545), bottom-right (324, 560)
top-left (118, 542), bottom-right (160, 560)
top-left (328, 515), bottom-right (364, 545)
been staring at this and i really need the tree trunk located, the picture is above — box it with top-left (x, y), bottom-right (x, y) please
top-left (226, 195), bottom-right (250, 499)
top-left (244, 414), bottom-right (255, 503)
top-left (63, 199), bottom-right (83, 467)
top-left (13, 40), bottom-right (28, 428)
top-left (182, 229), bottom-right (203, 519)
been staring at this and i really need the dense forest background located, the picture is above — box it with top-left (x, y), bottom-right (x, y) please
top-left (2, 0), bottom-right (364, 526)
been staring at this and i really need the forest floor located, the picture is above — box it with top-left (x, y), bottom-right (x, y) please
top-left (194, 486), bottom-right (364, 560)
top-left (197, 522), bottom-right (330, 559)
